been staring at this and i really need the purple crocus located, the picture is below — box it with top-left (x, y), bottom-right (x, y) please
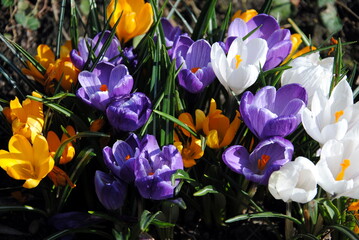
top-left (103, 133), bottom-right (140, 183)
top-left (77, 62), bottom-right (134, 111)
top-left (70, 31), bottom-right (122, 70)
top-left (161, 18), bottom-right (187, 59)
top-left (227, 14), bottom-right (292, 71)
top-left (106, 92), bottom-right (152, 132)
top-left (94, 170), bottom-right (128, 210)
top-left (134, 135), bottom-right (183, 200)
top-left (222, 136), bottom-right (294, 185)
top-left (173, 38), bottom-right (216, 93)
top-left (240, 83), bottom-right (307, 140)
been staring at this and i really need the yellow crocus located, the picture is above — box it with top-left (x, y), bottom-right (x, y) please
top-left (348, 201), bottom-right (359, 233)
top-left (107, 0), bottom-right (154, 43)
top-left (0, 134), bottom-right (54, 188)
top-left (200, 99), bottom-right (241, 149)
top-left (6, 92), bottom-right (44, 142)
top-left (22, 41), bottom-right (79, 93)
top-left (231, 9), bottom-right (258, 22)
top-left (47, 125), bottom-right (76, 164)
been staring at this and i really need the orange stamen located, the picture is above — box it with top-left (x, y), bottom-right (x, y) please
top-left (335, 159), bottom-right (350, 181)
top-left (334, 110), bottom-right (344, 123)
top-left (100, 84), bottom-right (108, 91)
top-left (125, 154), bottom-right (131, 160)
top-left (235, 55), bottom-right (243, 69)
top-left (257, 154), bottom-right (270, 171)
top-left (191, 67), bottom-right (200, 73)
top-left (148, 172), bottom-right (154, 176)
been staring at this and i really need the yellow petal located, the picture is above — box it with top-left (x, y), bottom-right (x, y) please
top-left (47, 131), bottom-right (61, 152)
top-left (231, 9), bottom-right (258, 22)
top-left (37, 44), bottom-right (55, 66)
top-left (178, 113), bottom-right (196, 137)
top-left (195, 110), bottom-right (206, 132)
top-left (206, 130), bottom-right (220, 149)
top-left (291, 46), bottom-right (317, 59)
top-left (10, 97), bottom-right (27, 122)
top-left (32, 135), bottom-right (54, 178)
top-left (60, 145), bottom-right (75, 164)
top-left (23, 178), bottom-right (41, 189)
top-left (60, 40), bottom-right (72, 58)
top-left (0, 150), bottom-right (33, 180)
top-left (8, 134), bottom-right (34, 161)
top-left (219, 111), bottom-right (241, 148)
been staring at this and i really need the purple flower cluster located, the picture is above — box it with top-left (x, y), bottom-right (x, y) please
top-left (162, 18), bottom-right (215, 93)
top-left (223, 84), bottom-right (307, 184)
top-left (95, 134), bottom-right (183, 210)
top-left (76, 56), bottom-right (151, 132)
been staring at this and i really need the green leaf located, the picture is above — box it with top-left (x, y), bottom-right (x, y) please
top-left (191, 0), bottom-right (217, 41)
top-left (320, 3), bottom-right (342, 34)
top-left (193, 185), bottom-right (218, 196)
top-left (79, 0), bottom-right (90, 15)
top-left (225, 212), bottom-right (302, 225)
top-left (324, 225), bottom-right (359, 240)
top-left (139, 210), bottom-right (161, 232)
top-left (151, 219), bottom-right (175, 228)
top-left (70, 0), bottom-right (79, 49)
top-left (25, 15), bottom-right (40, 30)
top-left (171, 169), bottom-right (196, 185)
top-left (14, 11), bottom-right (26, 25)
top-left (1, 0), bottom-right (14, 7)
top-left (260, 0), bottom-right (273, 14)
top-left (270, 0), bottom-right (291, 21)
top-left (56, 0), bottom-right (67, 58)
top-left (319, 199), bottom-right (340, 223)
top-left (152, 109), bottom-right (198, 138)
top-left (0, 205), bottom-right (47, 217)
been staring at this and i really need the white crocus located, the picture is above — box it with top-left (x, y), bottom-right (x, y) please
top-left (210, 37), bottom-right (268, 95)
top-left (301, 79), bottom-right (359, 146)
top-left (316, 138), bottom-right (359, 199)
top-left (281, 52), bottom-right (334, 104)
top-left (268, 157), bottom-right (318, 203)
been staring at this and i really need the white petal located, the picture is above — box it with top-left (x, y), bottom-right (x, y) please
top-left (245, 38), bottom-right (268, 67)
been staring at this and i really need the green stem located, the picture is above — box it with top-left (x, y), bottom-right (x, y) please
top-left (286, 201), bottom-right (294, 240)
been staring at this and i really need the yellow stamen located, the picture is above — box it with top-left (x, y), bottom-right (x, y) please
top-left (125, 154), bottom-right (131, 161)
top-left (334, 110), bottom-right (344, 123)
top-left (335, 159), bottom-right (350, 181)
top-left (257, 154), bottom-right (270, 171)
top-left (235, 55), bottom-right (243, 69)
top-left (100, 84), bottom-right (108, 92)
top-left (191, 67), bottom-right (200, 73)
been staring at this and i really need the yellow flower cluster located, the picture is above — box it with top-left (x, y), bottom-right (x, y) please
top-left (1, 92), bottom-right (76, 188)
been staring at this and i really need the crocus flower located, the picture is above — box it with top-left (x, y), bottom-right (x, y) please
top-left (0, 134), bottom-right (54, 188)
top-left (268, 157), bottom-right (318, 203)
top-left (281, 34), bottom-right (317, 65)
top-left (281, 52), bottom-right (334, 103)
top-left (106, 92), bottom-right (152, 132)
top-left (47, 125), bottom-right (76, 164)
top-left (231, 9), bottom-right (258, 22)
top-left (70, 31), bottom-right (121, 70)
top-left (316, 138), bottom-right (359, 199)
top-left (5, 92), bottom-right (44, 142)
top-left (77, 62), bottom-right (134, 111)
top-left (161, 18), bottom-right (185, 58)
top-left (22, 41), bottom-right (79, 93)
top-left (94, 170), bottom-right (127, 210)
top-left (240, 84), bottom-right (307, 140)
top-left (222, 136), bottom-right (294, 185)
top-left (103, 133), bottom-right (140, 183)
top-left (227, 14), bottom-right (292, 70)
top-left (301, 79), bottom-right (359, 146)
top-left (107, 0), bottom-right (153, 43)
top-left (211, 37), bottom-right (268, 95)
top-left (134, 135), bottom-right (183, 200)
top-left (174, 39), bottom-right (215, 93)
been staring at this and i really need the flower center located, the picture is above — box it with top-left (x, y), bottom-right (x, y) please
top-left (334, 110), bottom-right (344, 123)
top-left (235, 55), bottom-right (243, 69)
top-left (257, 154), bottom-right (270, 171)
top-left (335, 159), bottom-right (350, 181)
top-left (125, 154), bottom-right (131, 161)
top-left (191, 67), bottom-right (200, 73)
top-left (148, 172), bottom-right (154, 176)
top-left (100, 84), bottom-right (108, 92)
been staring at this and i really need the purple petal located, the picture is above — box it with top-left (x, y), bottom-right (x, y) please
top-left (228, 18), bottom-right (248, 38)
top-left (261, 116), bottom-right (300, 138)
top-left (103, 146), bottom-right (122, 177)
top-left (70, 49), bottom-right (85, 70)
top-left (90, 91), bottom-right (110, 111)
top-left (222, 145), bottom-right (249, 174)
top-left (274, 84), bottom-right (308, 113)
top-left (78, 38), bottom-right (90, 62)
top-left (92, 62), bottom-right (114, 86)
top-left (246, 14), bottom-right (280, 40)
top-left (94, 171), bottom-right (127, 210)
top-left (178, 69), bottom-right (204, 93)
top-left (186, 39), bottom-right (212, 70)
top-left (172, 35), bottom-right (194, 66)
top-left (109, 64), bottom-right (133, 96)
top-left (78, 71), bottom-right (101, 96)
top-left (76, 87), bottom-right (93, 107)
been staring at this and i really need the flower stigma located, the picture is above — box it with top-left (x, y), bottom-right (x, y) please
top-left (100, 84), bottom-right (108, 92)
top-left (334, 110), bottom-right (344, 123)
top-left (336, 159), bottom-right (350, 181)
top-left (235, 55), bottom-right (243, 69)
top-left (257, 154), bottom-right (270, 171)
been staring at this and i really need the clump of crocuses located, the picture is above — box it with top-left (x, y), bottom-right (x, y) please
top-left (76, 62), bottom-right (152, 132)
top-left (95, 134), bottom-right (184, 210)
